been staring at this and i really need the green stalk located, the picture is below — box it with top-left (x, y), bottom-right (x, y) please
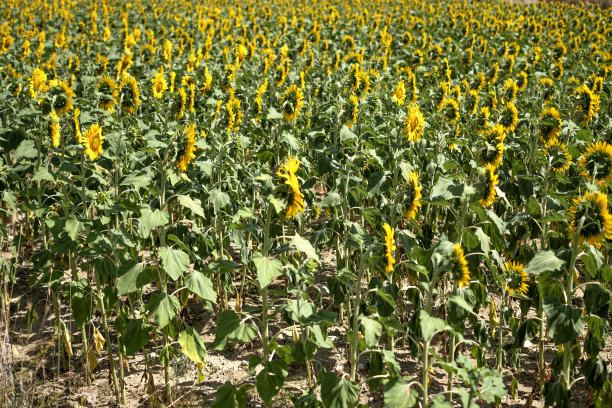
top-left (497, 286), bottom-right (505, 372)
top-left (349, 256), bottom-right (367, 382)
top-left (94, 269), bottom-right (119, 397)
top-left (158, 162), bottom-right (172, 403)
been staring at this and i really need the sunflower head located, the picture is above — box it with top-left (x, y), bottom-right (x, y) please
top-left (538, 107), bottom-right (562, 144)
top-left (341, 94), bottom-right (359, 128)
top-left (579, 141), bottom-right (612, 184)
top-left (516, 71), bottom-right (528, 91)
top-left (173, 87), bottom-right (187, 119)
top-left (152, 72), bottom-right (168, 99)
top-left (392, 80), bottom-right (406, 106)
top-left (403, 103), bottom-right (425, 142)
top-left (478, 124), bottom-right (506, 168)
top-left (545, 139), bottom-right (571, 173)
top-left (118, 73), bottom-right (141, 114)
top-left (82, 123), bottom-right (104, 161)
top-left (504, 261), bottom-right (529, 296)
top-left (404, 171), bottom-right (422, 221)
top-left (474, 107), bottom-right (491, 134)
top-left (479, 163), bottom-right (498, 207)
top-left (382, 223), bottom-right (396, 274)
top-left (442, 98), bottom-right (460, 124)
top-left (280, 84), bottom-right (304, 122)
top-left (176, 123), bottom-right (198, 172)
top-left (568, 191), bottom-right (612, 248)
top-left (450, 243), bottom-right (470, 287)
top-left (45, 79), bottom-right (75, 115)
top-left (48, 111), bottom-right (60, 147)
top-left (502, 78), bottom-right (518, 103)
top-left (275, 157), bottom-right (305, 219)
top-left (463, 90), bottom-right (479, 115)
top-left (499, 101), bottom-right (518, 133)
top-left (574, 84), bottom-right (600, 125)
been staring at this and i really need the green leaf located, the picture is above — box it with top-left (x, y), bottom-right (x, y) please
top-left (360, 315), bottom-right (383, 347)
top-left (321, 192), bottom-right (343, 207)
top-left (209, 188), bottom-right (230, 214)
top-left (256, 359), bottom-right (288, 404)
top-left (123, 319), bottom-right (151, 356)
top-left (178, 194), bottom-right (205, 218)
top-left (64, 215), bottom-right (83, 241)
top-left (252, 252), bottom-right (282, 289)
top-left (474, 227), bottom-right (490, 254)
top-left (292, 233), bottom-right (319, 262)
top-left (384, 377), bottom-right (418, 408)
top-left (212, 382), bottom-right (249, 408)
top-left (116, 261), bottom-right (152, 296)
top-left (320, 372), bottom-right (359, 408)
top-left (339, 125), bottom-right (357, 143)
top-left (367, 171), bottom-right (392, 196)
top-left (148, 293), bottom-right (180, 329)
top-left (178, 325), bottom-right (207, 364)
top-left (184, 271), bottom-right (217, 303)
top-left (512, 318), bottom-right (539, 349)
top-left (543, 382), bottom-right (570, 408)
top-left (583, 284), bottom-right (610, 317)
top-left (542, 297), bottom-right (584, 345)
top-left (159, 246), bottom-right (189, 280)
top-left (138, 206), bottom-right (169, 237)
top-left (537, 272), bottom-right (564, 299)
top-left (65, 279), bottom-right (92, 328)
top-left (419, 310), bottom-right (448, 342)
top-left (581, 355), bottom-right (607, 390)
top-left (266, 107), bottom-right (283, 120)
top-left (14, 139), bottom-right (37, 160)
top-left (525, 250), bottom-right (565, 275)
top-left (213, 310), bottom-right (258, 350)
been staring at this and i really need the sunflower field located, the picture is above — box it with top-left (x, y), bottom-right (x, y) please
top-left (0, 0), bottom-right (611, 406)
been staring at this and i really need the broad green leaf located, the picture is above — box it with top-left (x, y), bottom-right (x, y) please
top-left (292, 233), bottom-right (319, 262)
top-left (581, 355), bottom-right (607, 390)
top-left (360, 315), bottom-right (382, 347)
top-left (116, 261), bottom-right (152, 296)
top-left (14, 139), bottom-right (37, 160)
top-left (542, 297), bottom-right (584, 345)
top-left (266, 107), bottom-right (283, 120)
top-left (474, 227), bottom-right (490, 254)
top-left (184, 271), bottom-right (217, 303)
top-left (525, 250), bottom-right (565, 275)
top-left (64, 215), bottom-right (83, 241)
top-left (159, 246), bottom-right (189, 280)
top-left (320, 192), bottom-right (342, 207)
top-left (339, 125), bottom-right (357, 143)
top-left (178, 194), bottom-right (205, 218)
top-left (584, 284), bottom-right (610, 317)
top-left (123, 319), bottom-right (151, 356)
top-left (209, 188), bottom-right (230, 214)
top-left (148, 293), bottom-right (180, 329)
top-left (320, 372), bottom-right (359, 408)
top-left (178, 325), bottom-right (207, 364)
top-left (252, 252), bottom-right (282, 289)
top-left (65, 279), bottom-right (92, 328)
top-left (419, 310), bottom-right (448, 342)
top-left (213, 310), bottom-right (258, 350)
top-left (512, 318), bottom-right (539, 348)
top-left (211, 382), bottom-right (249, 408)
top-left (256, 359), bottom-right (288, 404)
top-left (384, 377), bottom-right (418, 408)
top-left (138, 206), bottom-right (169, 237)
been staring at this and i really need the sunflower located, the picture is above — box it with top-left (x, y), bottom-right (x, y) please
top-left (280, 84), bottom-right (304, 122)
top-left (202, 67), bottom-right (212, 95)
top-left (49, 111), bottom-right (60, 147)
top-left (579, 141), bottom-right (612, 184)
top-left (568, 191), bottom-right (612, 248)
top-left (551, 63), bottom-right (563, 80)
top-left (474, 107), bottom-right (491, 134)
top-left (276, 157), bottom-right (305, 219)
top-left (45, 79), bottom-right (75, 115)
top-left (450, 243), bottom-right (470, 287)
top-left (151, 72), bottom-right (167, 99)
top-left (482, 90), bottom-right (497, 112)
top-left (442, 98), bottom-right (460, 124)
top-left (539, 77), bottom-right (555, 104)
top-left (176, 123), bottom-right (197, 172)
top-left (479, 164), bottom-right (498, 207)
top-left (274, 63), bottom-right (287, 86)
top-left (538, 107), bottom-right (562, 144)
top-left (118, 73), bottom-right (141, 114)
top-left (499, 101), bottom-right (518, 133)
top-left (486, 63), bottom-right (499, 85)
top-left (470, 72), bottom-right (486, 92)
top-left (82, 123), bottom-right (104, 161)
top-left (382, 223), bottom-right (396, 274)
top-left (341, 94), bottom-right (359, 128)
top-left (392, 80), bottom-right (406, 106)
top-left (97, 75), bottom-right (118, 112)
top-left (464, 90), bottom-right (479, 115)
top-left (478, 124), bottom-right (506, 168)
top-left (403, 103), bottom-right (425, 142)
top-left (73, 108), bottom-right (82, 143)
top-left (545, 139), bottom-right (571, 173)
top-left (574, 84), bottom-right (600, 125)
top-left (433, 82), bottom-right (449, 111)
top-left (404, 171), bottom-right (422, 221)
top-left (116, 52), bottom-right (133, 80)
top-left (502, 78), bottom-right (518, 103)
top-left (551, 42), bottom-right (567, 62)
top-left (29, 67), bottom-right (47, 98)
top-left (516, 71), bottom-right (528, 91)
top-left (504, 261), bottom-right (529, 295)
top-left (254, 79), bottom-right (268, 114)
top-left (173, 87), bottom-right (187, 119)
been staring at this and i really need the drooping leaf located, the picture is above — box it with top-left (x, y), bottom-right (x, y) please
top-left (123, 319), bottom-right (151, 356)
top-left (320, 372), bottom-right (359, 408)
top-left (525, 251), bottom-right (565, 275)
top-left (116, 261), bottom-right (152, 296)
top-left (542, 297), bottom-right (584, 345)
top-left (252, 252), bottom-right (282, 289)
top-left (383, 377), bottom-right (418, 408)
top-left (178, 194), bottom-right (205, 218)
top-left (159, 246), bottom-right (189, 280)
top-left (213, 310), bottom-right (258, 350)
top-left (148, 293), bottom-right (180, 329)
top-left (256, 359), bottom-right (288, 404)
top-left (184, 271), bottom-right (217, 303)
top-left (178, 325), bottom-right (207, 364)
